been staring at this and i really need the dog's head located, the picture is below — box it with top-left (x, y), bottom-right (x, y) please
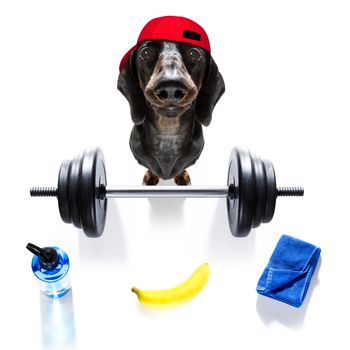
top-left (117, 17), bottom-right (225, 126)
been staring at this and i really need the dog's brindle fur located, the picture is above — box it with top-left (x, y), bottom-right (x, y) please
top-left (118, 40), bottom-right (225, 185)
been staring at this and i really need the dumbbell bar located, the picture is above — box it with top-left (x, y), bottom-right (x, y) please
top-left (30, 147), bottom-right (304, 238)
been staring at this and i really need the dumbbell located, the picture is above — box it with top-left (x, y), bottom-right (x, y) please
top-left (30, 147), bottom-right (304, 238)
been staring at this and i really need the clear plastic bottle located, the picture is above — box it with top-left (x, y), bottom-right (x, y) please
top-left (27, 243), bottom-right (71, 298)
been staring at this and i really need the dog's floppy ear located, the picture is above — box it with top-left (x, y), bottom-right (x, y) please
top-left (195, 57), bottom-right (225, 126)
top-left (117, 51), bottom-right (147, 125)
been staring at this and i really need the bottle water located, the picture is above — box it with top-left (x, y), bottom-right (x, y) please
top-left (27, 243), bottom-right (71, 298)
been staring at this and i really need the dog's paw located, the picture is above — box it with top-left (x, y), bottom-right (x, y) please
top-left (174, 170), bottom-right (191, 186)
top-left (143, 170), bottom-right (160, 186)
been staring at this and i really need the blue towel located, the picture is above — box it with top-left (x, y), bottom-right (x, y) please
top-left (256, 235), bottom-right (321, 308)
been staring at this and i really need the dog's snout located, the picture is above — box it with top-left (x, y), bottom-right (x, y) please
top-left (155, 82), bottom-right (188, 103)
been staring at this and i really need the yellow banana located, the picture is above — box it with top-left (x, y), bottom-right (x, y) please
top-left (131, 263), bottom-right (210, 309)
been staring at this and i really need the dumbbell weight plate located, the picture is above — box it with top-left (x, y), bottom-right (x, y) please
top-left (227, 147), bottom-right (255, 237)
top-left (251, 153), bottom-right (266, 228)
top-left (79, 148), bottom-right (107, 237)
top-left (262, 159), bottom-right (277, 223)
top-left (68, 155), bottom-right (83, 229)
top-left (57, 159), bottom-right (72, 223)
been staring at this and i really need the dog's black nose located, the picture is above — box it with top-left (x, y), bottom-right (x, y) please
top-left (155, 82), bottom-right (187, 103)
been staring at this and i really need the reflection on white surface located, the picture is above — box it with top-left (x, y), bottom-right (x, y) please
top-left (40, 289), bottom-right (76, 349)
top-left (208, 199), bottom-right (256, 260)
top-left (148, 197), bottom-right (185, 230)
top-left (78, 200), bottom-right (127, 264)
top-left (148, 178), bottom-right (185, 231)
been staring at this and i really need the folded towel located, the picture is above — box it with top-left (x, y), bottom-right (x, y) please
top-left (256, 235), bottom-right (321, 307)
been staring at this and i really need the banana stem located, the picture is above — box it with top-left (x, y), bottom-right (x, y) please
top-left (131, 287), bottom-right (140, 295)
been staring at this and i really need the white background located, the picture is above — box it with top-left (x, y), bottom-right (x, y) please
top-left (0, 1), bottom-right (349, 349)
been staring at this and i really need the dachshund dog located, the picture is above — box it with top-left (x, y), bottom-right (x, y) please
top-left (118, 38), bottom-right (225, 185)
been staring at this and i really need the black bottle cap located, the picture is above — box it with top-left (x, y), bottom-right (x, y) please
top-left (26, 243), bottom-right (59, 271)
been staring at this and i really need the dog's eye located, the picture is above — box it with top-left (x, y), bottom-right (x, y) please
top-left (186, 48), bottom-right (202, 63)
top-left (139, 47), bottom-right (155, 61)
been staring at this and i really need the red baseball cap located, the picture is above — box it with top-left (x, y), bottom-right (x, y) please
top-left (119, 16), bottom-right (211, 72)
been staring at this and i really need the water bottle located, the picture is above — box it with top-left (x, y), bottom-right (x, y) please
top-left (27, 243), bottom-right (71, 298)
